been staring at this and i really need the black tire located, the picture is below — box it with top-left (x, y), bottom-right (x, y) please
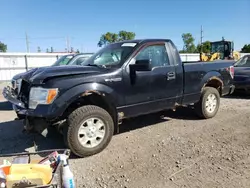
top-left (194, 87), bottom-right (220, 119)
top-left (65, 105), bottom-right (114, 157)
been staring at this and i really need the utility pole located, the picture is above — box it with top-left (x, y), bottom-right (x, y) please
top-left (25, 32), bottom-right (30, 53)
top-left (66, 36), bottom-right (70, 52)
top-left (200, 25), bottom-right (204, 53)
top-left (81, 45), bottom-right (83, 53)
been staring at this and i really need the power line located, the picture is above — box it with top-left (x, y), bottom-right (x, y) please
top-left (0, 36), bottom-right (67, 40)
top-left (30, 36), bottom-right (66, 40)
top-left (0, 37), bottom-right (27, 41)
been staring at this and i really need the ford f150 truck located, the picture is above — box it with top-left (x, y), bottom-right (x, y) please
top-left (3, 39), bottom-right (235, 158)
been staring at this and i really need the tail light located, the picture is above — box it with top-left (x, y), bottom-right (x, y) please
top-left (226, 66), bottom-right (234, 79)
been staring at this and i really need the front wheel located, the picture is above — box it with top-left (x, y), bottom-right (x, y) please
top-left (64, 105), bottom-right (114, 157)
top-left (194, 87), bottom-right (220, 119)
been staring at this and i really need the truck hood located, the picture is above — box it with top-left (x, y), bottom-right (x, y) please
top-left (22, 65), bottom-right (102, 84)
top-left (12, 67), bottom-right (40, 81)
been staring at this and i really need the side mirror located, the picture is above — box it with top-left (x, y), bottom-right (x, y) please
top-left (129, 59), bottom-right (151, 72)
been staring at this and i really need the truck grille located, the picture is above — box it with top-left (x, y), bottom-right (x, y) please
top-left (11, 80), bottom-right (16, 89)
top-left (19, 80), bottom-right (31, 107)
top-left (11, 80), bottom-right (18, 96)
top-left (11, 79), bottom-right (22, 96)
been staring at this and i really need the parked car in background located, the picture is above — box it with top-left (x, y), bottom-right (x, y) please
top-left (233, 55), bottom-right (250, 93)
top-left (10, 53), bottom-right (93, 119)
top-left (3, 39), bottom-right (235, 157)
top-left (51, 53), bottom-right (93, 66)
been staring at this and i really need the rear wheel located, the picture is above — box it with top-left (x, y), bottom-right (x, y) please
top-left (194, 87), bottom-right (220, 119)
top-left (64, 105), bottom-right (114, 157)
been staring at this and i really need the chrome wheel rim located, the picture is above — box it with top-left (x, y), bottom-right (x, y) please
top-left (205, 94), bottom-right (217, 113)
top-left (77, 118), bottom-right (105, 148)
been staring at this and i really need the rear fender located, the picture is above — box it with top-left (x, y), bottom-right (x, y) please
top-left (200, 71), bottom-right (223, 92)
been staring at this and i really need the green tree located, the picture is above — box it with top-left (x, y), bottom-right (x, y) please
top-left (118, 30), bottom-right (136, 41)
top-left (0, 41), bottom-right (7, 52)
top-left (241, 44), bottom-right (250, 53)
top-left (98, 32), bottom-right (118, 47)
top-left (98, 30), bottom-right (136, 47)
top-left (197, 41), bottom-right (211, 53)
top-left (181, 33), bottom-right (196, 53)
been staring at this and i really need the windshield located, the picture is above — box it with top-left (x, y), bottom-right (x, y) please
top-left (82, 42), bottom-right (138, 68)
top-left (211, 41), bottom-right (231, 54)
top-left (234, 56), bottom-right (250, 67)
top-left (51, 55), bottom-right (74, 66)
top-left (211, 42), bottom-right (224, 53)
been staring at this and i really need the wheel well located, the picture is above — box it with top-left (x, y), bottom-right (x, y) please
top-left (62, 93), bottom-right (117, 125)
top-left (203, 78), bottom-right (223, 95)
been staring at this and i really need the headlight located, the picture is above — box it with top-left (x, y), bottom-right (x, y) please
top-left (29, 87), bottom-right (58, 109)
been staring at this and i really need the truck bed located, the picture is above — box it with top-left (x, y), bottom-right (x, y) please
top-left (181, 60), bottom-right (235, 104)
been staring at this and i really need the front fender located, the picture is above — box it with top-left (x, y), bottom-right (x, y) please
top-left (52, 83), bottom-right (119, 117)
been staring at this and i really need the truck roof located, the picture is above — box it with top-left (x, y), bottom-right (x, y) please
top-left (113, 39), bottom-right (172, 45)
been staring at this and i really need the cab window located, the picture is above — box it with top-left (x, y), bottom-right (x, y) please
top-left (135, 44), bottom-right (170, 67)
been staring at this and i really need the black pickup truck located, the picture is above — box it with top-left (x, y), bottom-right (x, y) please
top-left (3, 39), bottom-right (235, 157)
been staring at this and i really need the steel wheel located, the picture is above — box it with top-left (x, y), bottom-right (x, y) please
top-left (205, 93), bottom-right (217, 113)
top-left (194, 87), bottom-right (220, 119)
top-left (77, 117), bottom-right (106, 148)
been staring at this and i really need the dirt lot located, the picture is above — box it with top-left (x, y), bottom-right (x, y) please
top-left (0, 92), bottom-right (250, 188)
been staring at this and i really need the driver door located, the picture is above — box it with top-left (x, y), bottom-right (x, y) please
top-left (121, 42), bottom-right (178, 117)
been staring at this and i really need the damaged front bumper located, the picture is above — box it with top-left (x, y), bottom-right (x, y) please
top-left (2, 86), bottom-right (56, 134)
top-left (2, 86), bottom-right (64, 118)
top-left (2, 86), bottom-right (48, 132)
top-left (2, 86), bottom-right (26, 119)
top-left (2, 86), bottom-right (25, 108)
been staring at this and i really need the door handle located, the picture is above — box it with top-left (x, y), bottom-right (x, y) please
top-left (167, 72), bottom-right (176, 80)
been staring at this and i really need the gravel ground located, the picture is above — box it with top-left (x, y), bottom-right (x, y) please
top-left (0, 93), bottom-right (250, 188)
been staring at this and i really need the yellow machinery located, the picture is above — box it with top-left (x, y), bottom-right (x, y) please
top-left (200, 37), bottom-right (240, 61)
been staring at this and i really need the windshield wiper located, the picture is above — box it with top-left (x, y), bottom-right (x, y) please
top-left (85, 64), bottom-right (106, 68)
